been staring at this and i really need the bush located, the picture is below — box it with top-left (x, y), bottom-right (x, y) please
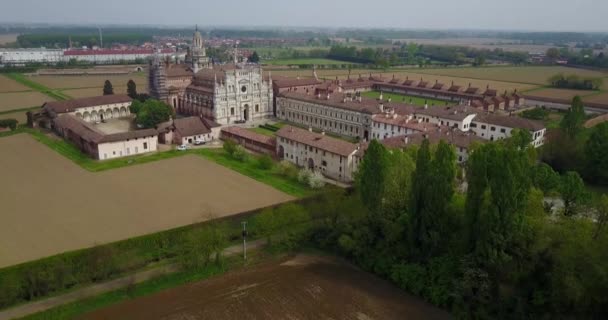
top-left (521, 107), bottom-right (549, 121)
top-left (0, 119), bottom-right (18, 131)
top-left (298, 169), bottom-right (312, 185)
top-left (223, 138), bottom-right (238, 156)
top-left (308, 170), bottom-right (326, 189)
top-left (276, 160), bottom-right (299, 180)
top-left (232, 145), bottom-right (249, 162)
top-left (257, 154), bottom-right (274, 170)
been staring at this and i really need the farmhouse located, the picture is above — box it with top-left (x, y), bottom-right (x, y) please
top-left (471, 114), bottom-right (546, 147)
top-left (276, 125), bottom-right (359, 182)
top-left (53, 114), bottom-right (158, 160)
top-left (157, 116), bottom-right (221, 145)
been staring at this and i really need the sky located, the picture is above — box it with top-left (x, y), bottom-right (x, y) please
top-left (1, 0), bottom-right (607, 32)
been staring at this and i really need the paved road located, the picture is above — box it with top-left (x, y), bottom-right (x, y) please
top-left (0, 240), bottom-right (264, 320)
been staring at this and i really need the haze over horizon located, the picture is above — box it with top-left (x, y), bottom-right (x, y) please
top-left (2, 0), bottom-right (608, 33)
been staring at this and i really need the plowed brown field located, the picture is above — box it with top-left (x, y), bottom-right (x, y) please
top-left (0, 134), bottom-right (292, 267)
top-left (80, 254), bottom-right (451, 320)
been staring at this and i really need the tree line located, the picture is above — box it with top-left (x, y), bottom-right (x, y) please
top-left (548, 73), bottom-right (604, 90)
top-left (308, 131), bottom-right (608, 318)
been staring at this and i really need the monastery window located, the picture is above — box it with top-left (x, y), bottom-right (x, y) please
top-left (481, 125), bottom-right (487, 129)
top-left (500, 128), bottom-right (506, 133)
top-left (490, 126), bottom-right (496, 131)
top-left (230, 108), bottom-right (235, 116)
top-left (322, 160), bottom-right (327, 167)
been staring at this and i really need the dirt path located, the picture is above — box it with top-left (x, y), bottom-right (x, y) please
top-left (0, 240), bottom-right (263, 320)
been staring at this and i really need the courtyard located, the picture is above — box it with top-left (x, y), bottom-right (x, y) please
top-left (93, 117), bottom-right (136, 135)
top-left (0, 134), bottom-right (293, 268)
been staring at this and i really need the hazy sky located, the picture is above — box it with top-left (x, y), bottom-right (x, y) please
top-left (2, 0), bottom-right (607, 32)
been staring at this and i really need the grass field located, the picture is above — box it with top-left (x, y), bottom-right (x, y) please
top-left (79, 254), bottom-right (450, 320)
top-left (414, 66), bottom-right (608, 86)
top-left (60, 86), bottom-right (131, 98)
top-left (264, 58), bottom-right (354, 65)
top-left (0, 74), bottom-right (31, 92)
top-left (0, 91), bottom-right (52, 112)
top-left (583, 92), bottom-right (608, 105)
top-left (0, 108), bottom-right (35, 123)
top-left (4, 73), bottom-right (71, 101)
top-left (524, 88), bottom-right (599, 101)
top-left (362, 90), bottom-right (451, 107)
top-left (0, 134), bottom-right (292, 268)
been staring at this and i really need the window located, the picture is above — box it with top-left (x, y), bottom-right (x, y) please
top-left (255, 104), bottom-right (259, 112)
top-left (481, 125), bottom-right (487, 129)
top-left (143, 142), bottom-right (148, 150)
top-left (322, 160), bottom-right (327, 167)
top-left (230, 108), bottom-right (235, 116)
top-left (500, 128), bottom-right (506, 133)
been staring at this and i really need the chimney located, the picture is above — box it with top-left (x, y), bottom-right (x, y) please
top-left (468, 82), bottom-right (471, 88)
top-left (379, 103), bottom-right (384, 112)
top-left (327, 93), bottom-right (330, 100)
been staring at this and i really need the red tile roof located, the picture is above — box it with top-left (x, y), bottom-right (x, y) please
top-left (276, 125), bottom-right (358, 157)
top-left (44, 95), bottom-right (132, 114)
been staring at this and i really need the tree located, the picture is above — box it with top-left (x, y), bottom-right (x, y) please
top-left (249, 51), bottom-right (260, 63)
top-left (584, 123), bottom-right (608, 185)
top-left (127, 79), bottom-right (137, 99)
top-left (103, 80), bottom-right (114, 95)
top-left (135, 99), bottom-right (174, 128)
top-left (593, 195), bottom-right (608, 239)
top-left (473, 55), bottom-right (486, 67)
top-left (560, 96), bottom-right (586, 138)
top-left (546, 48), bottom-right (560, 60)
top-left (356, 140), bottom-right (389, 210)
top-left (532, 163), bottom-right (561, 194)
top-left (0, 119), bottom-right (18, 131)
top-left (560, 171), bottom-right (587, 216)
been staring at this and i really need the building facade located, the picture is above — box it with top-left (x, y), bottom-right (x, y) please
top-left (149, 27), bottom-right (273, 125)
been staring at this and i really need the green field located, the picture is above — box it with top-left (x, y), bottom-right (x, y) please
top-left (362, 91), bottom-right (452, 107)
top-left (264, 58), bottom-right (354, 66)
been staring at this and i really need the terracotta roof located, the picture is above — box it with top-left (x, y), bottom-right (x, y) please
top-left (63, 48), bottom-right (173, 56)
top-left (403, 79), bottom-right (415, 86)
top-left (448, 85), bottom-right (462, 92)
top-left (464, 87), bottom-right (480, 94)
top-left (381, 128), bottom-right (486, 150)
top-left (279, 91), bottom-right (418, 115)
top-left (414, 105), bottom-right (477, 121)
top-left (166, 64), bottom-right (194, 77)
top-left (54, 114), bottom-right (157, 144)
top-left (221, 126), bottom-right (276, 146)
top-left (417, 81), bottom-right (429, 88)
top-left (173, 117), bottom-right (212, 136)
top-left (44, 95), bottom-right (132, 114)
top-left (273, 77), bottom-right (321, 88)
top-left (484, 89), bottom-right (498, 97)
top-left (473, 114), bottom-right (545, 131)
top-left (276, 125), bottom-right (358, 157)
top-left (372, 113), bottom-right (439, 132)
top-left (432, 82), bottom-right (445, 90)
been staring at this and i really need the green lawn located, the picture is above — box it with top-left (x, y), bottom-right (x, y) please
top-left (4, 73), bottom-right (71, 101)
top-left (362, 91), bottom-right (451, 107)
top-left (248, 126), bottom-right (277, 137)
top-left (197, 148), bottom-right (314, 198)
top-left (264, 58), bottom-right (354, 66)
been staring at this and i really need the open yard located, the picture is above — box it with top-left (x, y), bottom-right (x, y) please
top-left (0, 91), bottom-right (52, 112)
top-left (362, 90), bottom-right (450, 107)
top-left (28, 74), bottom-right (148, 90)
top-left (80, 254), bottom-right (450, 320)
top-left (583, 92), bottom-right (608, 105)
top-left (415, 66), bottom-right (608, 87)
top-left (0, 74), bottom-right (31, 93)
top-left (0, 134), bottom-right (292, 268)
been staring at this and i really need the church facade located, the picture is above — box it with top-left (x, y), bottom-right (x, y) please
top-left (148, 27), bottom-right (273, 125)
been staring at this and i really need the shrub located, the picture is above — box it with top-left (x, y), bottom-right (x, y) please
top-left (232, 145), bottom-right (249, 162)
top-left (0, 119), bottom-right (18, 131)
top-left (276, 160), bottom-right (299, 180)
top-left (298, 169), bottom-right (312, 185)
top-left (222, 139), bottom-right (238, 156)
top-left (308, 170), bottom-right (326, 189)
top-left (257, 154), bottom-right (274, 170)
top-left (521, 108), bottom-right (549, 121)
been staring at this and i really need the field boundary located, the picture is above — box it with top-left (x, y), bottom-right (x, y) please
top-left (4, 73), bottom-right (72, 101)
top-left (0, 241), bottom-right (265, 320)
top-left (0, 106), bottom-right (40, 116)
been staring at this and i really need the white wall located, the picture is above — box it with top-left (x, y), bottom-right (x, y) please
top-left (470, 121), bottom-right (546, 147)
top-left (98, 135), bottom-right (158, 160)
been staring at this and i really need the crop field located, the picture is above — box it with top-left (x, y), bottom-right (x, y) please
top-left (0, 34), bottom-right (18, 45)
top-left (0, 134), bottom-right (293, 268)
top-left (524, 88), bottom-right (598, 101)
top-left (61, 86), bottom-right (130, 98)
top-left (362, 91), bottom-right (449, 107)
top-left (0, 91), bottom-right (52, 112)
top-left (0, 109), bottom-right (32, 123)
top-left (0, 74), bottom-right (31, 92)
top-left (583, 92), bottom-right (608, 105)
top-left (81, 254), bottom-right (450, 320)
top-left (264, 58), bottom-right (354, 65)
top-left (415, 66), bottom-right (608, 87)
top-left (29, 74), bottom-right (148, 90)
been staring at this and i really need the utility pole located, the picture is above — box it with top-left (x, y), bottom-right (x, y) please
top-left (241, 221), bottom-right (248, 260)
